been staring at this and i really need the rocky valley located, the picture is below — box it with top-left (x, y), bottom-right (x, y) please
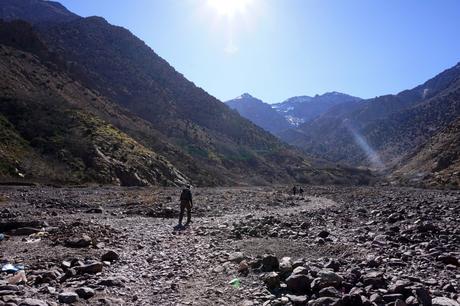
top-left (0, 185), bottom-right (459, 305)
top-left (0, 1), bottom-right (459, 305)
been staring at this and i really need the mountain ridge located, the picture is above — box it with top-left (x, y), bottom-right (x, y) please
top-left (225, 93), bottom-right (291, 134)
top-left (273, 92), bottom-right (362, 126)
top-left (279, 61), bottom-right (460, 188)
top-left (0, 2), bottom-right (375, 186)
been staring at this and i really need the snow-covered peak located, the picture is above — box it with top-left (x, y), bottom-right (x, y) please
top-left (236, 93), bottom-right (254, 100)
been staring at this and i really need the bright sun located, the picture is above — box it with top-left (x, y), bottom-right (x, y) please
top-left (208, 0), bottom-right (253, 18)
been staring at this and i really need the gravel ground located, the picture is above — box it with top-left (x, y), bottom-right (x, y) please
top-left (0, 185), bottom-right (459, 306)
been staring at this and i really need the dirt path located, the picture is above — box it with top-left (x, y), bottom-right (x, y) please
top-left (98, 194), bottom-right (335, 305)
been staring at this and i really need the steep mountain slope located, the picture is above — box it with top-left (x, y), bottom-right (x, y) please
top-left (29, 12), bottom-right (328, 185)
top-left (273, 92), bottom-right (362, 126)
top-left (391, 117), bottom-right (460, 188)
top-left (281, 63), bottom-right (460, 170)
top-left (225, 93), bottom-right (291, 134)
top-left (272, 96), bottom-right (312, 126)
top-left (0, 44), bottom-right (188, 186)
top-left (0, 0), bottom-right (78, 23)
top-left (0, 3), bottom-right (376, 186)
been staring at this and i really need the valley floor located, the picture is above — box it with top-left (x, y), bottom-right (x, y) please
top-left (0, 186), bottom-right (459, 306)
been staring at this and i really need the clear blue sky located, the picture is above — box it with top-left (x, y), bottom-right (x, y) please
top-left (59, 0), bottom-right (460, 103)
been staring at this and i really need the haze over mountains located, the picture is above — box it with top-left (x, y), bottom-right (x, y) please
top-left (226, 92), bottom-right (362, 134)
top-left (0, 0), bottom-right (373, 186)
top-left (225, 93), bottom-right (292, 134)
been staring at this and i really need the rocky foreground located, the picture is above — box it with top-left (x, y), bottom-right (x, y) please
top-left (0, 185), bottom-right (459, 306)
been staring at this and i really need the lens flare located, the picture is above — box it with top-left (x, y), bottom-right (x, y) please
top-left (207, 0), bottom-right (253, 18)
top-left (344, 120), bottom-right (385, 169)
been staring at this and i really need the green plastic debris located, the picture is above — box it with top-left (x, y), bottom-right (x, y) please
top-left (229, 278), bottom-right (241, 288)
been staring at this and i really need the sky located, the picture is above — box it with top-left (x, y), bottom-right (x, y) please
top-left (58, 0), bottom-right (460, 104)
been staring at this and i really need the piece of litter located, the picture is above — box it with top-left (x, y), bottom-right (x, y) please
top-left (1, 263), bottom-right (25, 273)
top-left (7, 271), bottom-right (27, 284)
top-left (229, 278), bottom-right (241, 288)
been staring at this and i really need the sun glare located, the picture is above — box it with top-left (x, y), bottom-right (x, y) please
top-left (208, 0), bottom-right (253, 18)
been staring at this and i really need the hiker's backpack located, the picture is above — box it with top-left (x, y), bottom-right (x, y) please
top-left (180, 189), bottom-right (192, 201)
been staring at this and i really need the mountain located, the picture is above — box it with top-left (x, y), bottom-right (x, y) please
top-left (273, 92), bottom-right (362, 126)
top-left (225, 93), bottom-right (291, 134)
top-left (0, 42), bottom-right (188, 186)
top-left (391, 117), bottom-right (460, 189)
top-left (280, 63), bottom-right (460, 175)
top-left (0, 0), bottom-right (78, 23)
top-left (226, 92), bottom-right (361, 133)
top-left (0, 2), bottom-right (375, 186)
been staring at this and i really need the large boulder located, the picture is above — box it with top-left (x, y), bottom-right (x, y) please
top-left (101, 250), bottom-right (120, 262)
top-left (286, 270), bottom-right (311, 294)
top-left (264, 272), bottom-right (281, 290)
top-left (362, 271), bottom-right (385, 288)
top-left (262, 254), bottom-right (279, 272)
top-left (311, 270), bottom-right (343, 291)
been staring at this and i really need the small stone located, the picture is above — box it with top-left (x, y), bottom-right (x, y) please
top-left (58, 291), bottom-right (79, 304)
top-left (75, 262), bottom-right (103, 274)
top-left (65, 235), bottom-right (92, 248)
top-left (324, 259), bottom-right (340, 271)
top-left (362, 271), bottom-right (385, 288)
top-left (432, 297), bottom-right (460, 306)
top-left (286, 294), bottom-right (308, 305)
top-left (308, 297), bottom-right (339, 306)
top-left (369, 293), bottom-right (383, 304)
top-left (86, 207), bottom-right (103, 214)
top-left (442, 284), bottom-right (456, 293)
top-left (341, 294), bottom-right (363, 306)
top-left (75, 287), bottom-right (95, 299)
top-left (61, 261), bottom-right (72, 270)
top-left (395, 299), bottom-right (407, 306)
top-left (18, 299), bottom-right (48, 306)
top-left (101, 250), bottom-right (120, 262)
top-left (319, 286), bottom-right (341, 298)
top-left (414, 287), bottom-right (432, 306)
top-left (279, 257), bottom-right (293, 275)
top-left (311, 270), bottom-right (343, 290)
top-left (98, 277), bottom-right (125, 287)
top-left (406, 296), bottom-right (418, 305)
top-left (383, 294), bottom-right (404, 303)
top-left (228, 252), bottom-right (245, 263)
top-left (437, 255), bottom-right (459, 266)
top-left (318, 230), bottom-right (330, 238)
top-left (388, 279), bottom-right (412, 294)
top-left (238, 260), bottom-right (249, 275)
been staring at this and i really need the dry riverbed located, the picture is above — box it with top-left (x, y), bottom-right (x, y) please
top-left (0, 186), bottom-right (459, 306)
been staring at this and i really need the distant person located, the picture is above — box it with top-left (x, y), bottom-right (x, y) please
top-left (292, 186), bottom-right (297, 195)
top-left (178, 185), bottom-right (193, 227)
top-left (299, 187), bottom-right (304, 196)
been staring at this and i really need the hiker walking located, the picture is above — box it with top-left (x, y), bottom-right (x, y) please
top-left (299, 186), bottom-right (304, 196)
top-left (292, 186), bottom-right (297, 195)
top-left (178, 185), bottom-right (193, 226)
